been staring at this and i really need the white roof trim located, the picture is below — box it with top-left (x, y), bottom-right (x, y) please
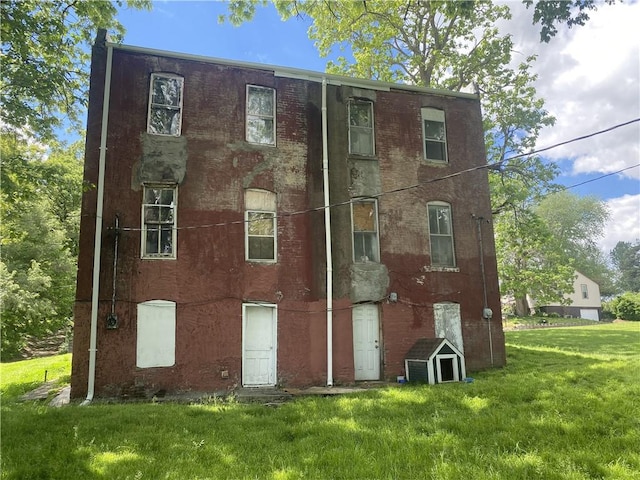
top-left (106, 42), bottom-right (477, 100)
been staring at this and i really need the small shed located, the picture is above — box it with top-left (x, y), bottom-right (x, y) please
top-left (404, 338), bottom-right (466, 384)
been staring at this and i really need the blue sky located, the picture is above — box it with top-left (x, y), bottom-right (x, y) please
top-left (115, 1), bottom-right (639, 252)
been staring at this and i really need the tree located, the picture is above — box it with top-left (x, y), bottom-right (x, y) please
top-left (535, 190), bottom-right (614, 295)
top-left (223, 0), bottom-right (564, 307)
top-left (611, 241), bottom-right (640, 293)
top-left (523, 0), bottom-right (616, 43)
top-left (0, 132), bottom-right (82, 358)
top-left (0, 0), bottom-right (150, 139)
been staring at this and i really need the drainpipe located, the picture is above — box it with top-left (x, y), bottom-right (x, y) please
top-left (322, 77), bottom-right (333, 387)
top-left (81, 40), bottom-right (113, 405)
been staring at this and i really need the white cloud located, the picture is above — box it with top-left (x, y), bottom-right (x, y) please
top-left (502, 1), bottom-right (640, 181)
top-left (601, 194), bottom-right (640, 253)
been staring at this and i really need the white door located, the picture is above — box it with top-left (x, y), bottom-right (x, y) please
top-left (434, 303), bottom-right (464, 353)
top-left (580, 308), bottom-right (600, 321)
top-left (243, 304), bottom-right (277, 386)
top-left (353, 304), bottom-right (380, 381)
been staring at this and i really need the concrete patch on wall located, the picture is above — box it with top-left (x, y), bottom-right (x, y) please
top-left (349, 158), bottom-right (381, 198)
top-left (133, 133), bottom-right (188, 188)
top-left (350, 262), bottom-right (389, 303)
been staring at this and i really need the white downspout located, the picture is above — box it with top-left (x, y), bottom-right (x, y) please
top-left (81, 42), bottom-right (113, 405)
top-left (322, 78), bottom-right (333, 387)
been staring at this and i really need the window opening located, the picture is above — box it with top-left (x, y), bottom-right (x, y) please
top-left (581, 284), bottom-right (589, 299)
top-left (422, 108), bottom-right (447, 162)
top-left (148, 74), bottom-right (183, 136)
top-left (246, 85), bottom-right (276, 145)
top-left (428, 203), bottom-right (455, 267)
top-left (349, 100), bottom-right (375, 156)
top-left (142, 185), bottom-right (177, 258)
top-left (352, 199), bottom-right (380, 262)
top-left (245, 189), bottom-right (277, 262)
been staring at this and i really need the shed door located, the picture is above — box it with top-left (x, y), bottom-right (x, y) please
top-left (243, 305), bottom-right (277, 386)
top-left (353, 304), bottom-right (380, 380)
top-left (434, 303), bottom-right (464, 353)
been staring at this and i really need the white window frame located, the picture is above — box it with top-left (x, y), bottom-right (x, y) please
top-left (422, 107), bottom-right (447, 162)
top-left (246, 85), bottom-right (276, 146)
top-left (245, 210), bottom-right (277, 262)
top-left (427, 201), bottom-right (456, 267)
top-left (581, 284), bottom-right (589, 299)
top-left (348, 100), bottom-right (375, 156)
top-left (351, 198), bottom-right (380, 263)
top-left (141, 184), bottom-right (177, 259)
top-left (147, 73), bottom-right (184, 137)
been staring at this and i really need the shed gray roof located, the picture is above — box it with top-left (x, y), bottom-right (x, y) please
top-left (405, 338), bottom-right (449, 360)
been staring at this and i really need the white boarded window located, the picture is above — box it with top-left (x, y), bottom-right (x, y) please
top-left (351, 199), bottom-right (380, 263)
top-left (349, 100), bottom-right (375, 156)
top-left (428, 202), bottom-right (455, 267)
top-left (142, 185), bottom-right (177, 259)
top-left (245, 189), bottom-right (277, 262)
top-left (147, 73), bottom-right (184, 136)
top-left (246, 85), bottom-right (276, 145)
top-left (434, 302), bottom-right (464, 354)
top-left (137, 300), bottom-right (176, 368)
top-left (422, 108), bottom-right (447, 162)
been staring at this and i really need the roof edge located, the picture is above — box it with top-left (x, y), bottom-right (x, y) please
top-left (105, 41), bottom-right (478, 100)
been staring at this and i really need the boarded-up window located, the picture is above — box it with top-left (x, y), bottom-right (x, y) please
top-left (142, 185), bottom-right (177, 259)
top-left (422, 108), bottom-right (447, 162)
top-left (434, 302), bottom-right (464, 353)
top-left (349, 100), bottom-right (374, 156)
top-left (136, 300), bottom-right (176, 368)
top-left (245, 189), bottom-right (277, 262)
top-left (428, 202), bottom-right (455, 267)
top-left (246, 85), bottom-right (276, 145)
top-left (148, 73), bottom-right (183, 136)
top-left (352, 199), bottom-right (379, 263)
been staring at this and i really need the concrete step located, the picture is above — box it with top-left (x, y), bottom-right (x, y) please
top-left (234, 387), bottom-right (293, 404)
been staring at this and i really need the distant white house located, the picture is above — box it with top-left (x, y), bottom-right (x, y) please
top-left (536, 271), bottom-right (602, 321)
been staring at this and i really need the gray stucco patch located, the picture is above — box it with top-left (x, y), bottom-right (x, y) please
top-left (350, 263), bottom-right (389, 303)
top-left (349, 158), bottom-right (381, 197)
top-left (134, 133), bottom-right (188, 187)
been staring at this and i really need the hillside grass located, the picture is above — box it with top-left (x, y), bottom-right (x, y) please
top-left (1, 323), bottom-right (639, 480)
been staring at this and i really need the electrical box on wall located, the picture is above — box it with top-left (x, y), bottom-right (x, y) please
top-left (106, 313), bottom-right (118, 329)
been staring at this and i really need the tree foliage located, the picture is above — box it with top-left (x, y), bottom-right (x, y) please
top-left (523, 0), bottom-right (615, 43)
top-left (535, 190), bottom-right (614, 294)
top-left (0, 133), bottom-right (83, 358)
top-left (0, 0), bottom-right (150, 139)
top-left (611, 241), bottom-right (640, 293)
top-left (605, 292), bottom-right (640, 321)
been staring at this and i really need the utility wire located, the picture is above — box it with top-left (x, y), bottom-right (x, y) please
top-left (111, 117), bottom-right (640, 233)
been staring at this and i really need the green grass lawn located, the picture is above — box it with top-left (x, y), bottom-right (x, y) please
top-left (2, 323), bottom-right (639, 480)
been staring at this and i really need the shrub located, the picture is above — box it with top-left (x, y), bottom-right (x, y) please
top-left (607, 292), bottom-right (640, 321)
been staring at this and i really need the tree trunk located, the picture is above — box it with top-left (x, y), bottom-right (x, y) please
top-left (515, 296), bottom-right (530, 317)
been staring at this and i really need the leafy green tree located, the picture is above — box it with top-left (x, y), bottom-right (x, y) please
top-left (605, 292), bottom-right (640, 321)
top-left (535, 190), bottom-right (614, 294)
top-left (1, 0), bottom-right (150, 139)
top-left (524, 0), bottom-right (616, 43)
top-left (0, 133), bottom-right (82, 358)
top-left (611, 241), bottom-right (640, 293)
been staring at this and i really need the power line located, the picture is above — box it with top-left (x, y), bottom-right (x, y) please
top-left (111, 118), bottom-right (640, 233)
top-left (562, 163), bottom-right (640, 191)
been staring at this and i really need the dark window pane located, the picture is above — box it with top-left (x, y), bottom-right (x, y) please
top-left (152, 77), bottom-right (182, 107)
top-left (424, 120), bottom-right (445, 140)
top-left (248, 87), bottom-right (274, 116)
top-left (426, 140), bottom-right (446, 161)
top-left (146, 228), bottom-right (159, 254)
top-left (247, 117), bottom-right (274, 144)
top-left (350, 103), bottom-right (372, 127)
top-left (431, 236), bottom-right (454, 266)
top-left (354, 232), bottom-right (378, 263)
top-left (149, 108), bottom-right (180, 135)
top-left (249, 237), bottom-right (275, 260)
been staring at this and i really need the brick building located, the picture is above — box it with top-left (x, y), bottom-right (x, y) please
top-left (71, 31), bottom-right (505, 400)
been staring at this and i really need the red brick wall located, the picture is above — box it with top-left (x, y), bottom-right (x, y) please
top-left (72, 45), bottom-right (504, 398)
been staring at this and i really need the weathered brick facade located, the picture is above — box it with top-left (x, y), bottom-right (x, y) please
top-left (71, 33), bottom-right (505, 399)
